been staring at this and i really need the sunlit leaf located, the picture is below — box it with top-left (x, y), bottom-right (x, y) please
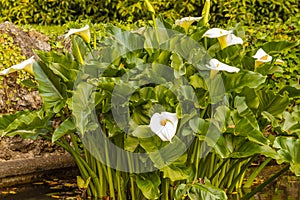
top-left (262, 41), bottom-right (298, 54)
top-left (33, 61), bottom-right (67, 113)
top-left (256, 90), bottom-right (289, 117)
top-left (222, 70), bottom-right (266, 93)
top-left (52, 118), bottom-right (76, 142)
top-left (273, 136), bottom-right (300, 176)
top-left (136, 173), bottom-right (161, 199)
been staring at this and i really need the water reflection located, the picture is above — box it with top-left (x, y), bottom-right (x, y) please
top-left (1, 174), bottom-right (299, 199)
top-left (228, 175), bottom-right (300, 200)
top-left (253, 175), bottom-right (300, 200)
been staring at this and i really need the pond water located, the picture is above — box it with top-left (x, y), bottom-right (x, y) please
top-left (0, 177), bottom-right (80, 200)
top-left (228, 174), bottom-right (300, 200)
top-left (1, 174), bottom-right (299, 200)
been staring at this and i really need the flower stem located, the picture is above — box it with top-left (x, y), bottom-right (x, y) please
top-left (161, 177), bottom-right (170, 200)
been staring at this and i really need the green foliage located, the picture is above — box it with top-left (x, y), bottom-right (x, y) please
top-left (274, 136), bottom-right (300, 176)
top-left (175, 178), bottom-right (228, 200)
top-left (0, 0), bottom-right (299, 25)
top-left (0, 33), bottom-right (25, 69)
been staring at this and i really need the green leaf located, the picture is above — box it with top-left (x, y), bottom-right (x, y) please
top-left (256, 90), bottom-right (289, 117)
top-left (0, 111), bottom-right (29, 130)
top-left (52, 118), bottom-right (76, 142)
top-left (273, 136), bottom-right (300, 176)
top-left (175, 179), bottom-right (227, 200)
top-left (174, 184), bottom-right (189, 200)
top-left (131, 125), bottom-right (154, 138)
top-left (124, 135), bottom-right (139, 152)
top-left (33, 61), bottom-right (67, 113)
top-left (222, 70), bottom-right (266, 93)
top-left (281, 106), bottom-right (300, 137)
top-left (37, 51), bottom-right (79, 88)
top-left (1, 110), bottom-right (53, 139)
top-left (77, 176), bottom-right (91, 189)
top-left (232, 96), bottom-right (269, 145)
top-left (189, 74), bottom-right (207, 89)
top-left (262, 41), bottom-right (298, 54)
top-left (171, 52), bottom-right (185, 78)
top-left (279, 86), bottom-right (300, 98)
top-left (140, 137), bottom-right (187, 169)
top-left (21, 78), bottom-right (38, 89)
top-left (72, 36), bottom-right (89, 64)
top-left (72, 82), bottom-right (97, 135)
top-left (214, 134), bottom-right (276, 159)
top-left (136, 173), bottom-right (161, 199)
top-left (238, 87), bottom-right (259, 109)
top-left (161, 162), bottom-right (192, 182)
top-left (189, 179), bottom-right (228, 200)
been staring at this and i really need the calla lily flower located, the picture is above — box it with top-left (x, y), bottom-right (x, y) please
top-left (253, 48), bottom-right (284, 67)
top-left (203, 28), bottom-right (243, 49)
top-left (64, 25), bottom-right (90, 43)
top-left (0, 56), bottom-right (35, 76)
top-left (149, 112), bottom-right (178, 142)
top-left (175, 16), bottom-right (202, 33)
top-left (206, 58), bottom-right (240, 73)
top-left (203, 28), bottom-right (231, 38)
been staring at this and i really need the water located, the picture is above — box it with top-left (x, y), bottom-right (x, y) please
top-left (0, 184), bottom-right (54, 200)
top-left (1, 174), bottom-right (299, 199)
top-left (0, 178), bottom-right (79, 200)
top-left (228, 175), bottom-right (300, 200)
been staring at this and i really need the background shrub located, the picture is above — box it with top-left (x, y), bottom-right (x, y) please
top-left (0, 0), bottom-right (299, 25)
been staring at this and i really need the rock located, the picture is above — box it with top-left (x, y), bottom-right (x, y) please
top-left (0, 21), bottom-right (51, 59)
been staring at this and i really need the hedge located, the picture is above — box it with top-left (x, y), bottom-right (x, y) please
top-left (0, 0), bottom-right (299, 25)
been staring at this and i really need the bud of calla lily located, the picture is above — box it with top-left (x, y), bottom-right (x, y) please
top-left (253, 48), bottom-right (284, 67)
top-left (202, 0), bottom-right (210, 25)
top-left (64, 25), bottom-right (91, 43)
top-left (203, 28), bottom-right (243, 49)
top-left (175, 16), bottom-right (202, 33)
top-left (0, 56), bottom-right (35, 76)
top-left (149, 112), bottom-right (178, 142)
top-left (145, 0), bottom-right (156, 14)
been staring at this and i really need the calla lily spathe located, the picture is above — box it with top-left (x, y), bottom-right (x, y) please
top-left (175, 16), bottom-right (202, 33)
top-left (203, 28), bottom-right (231, 38)
top-left (64, 25), bottom-right (91, 43)
top-left (0, 56), bottom-right (35, 76)
top-left (149, 112), bottom-right (178, 142)
top-left (206, 59), bottom-right (240, 73)
top-left (203, 28), bottom-right (243, 49)
top-left (253, 48), bottom-right (284, 67)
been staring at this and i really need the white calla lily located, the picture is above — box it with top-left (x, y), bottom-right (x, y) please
top-left (253, 48), bottom-right (272, 62)
top-left (224, 34), bottom-right (243, 47)
top-left (64, 24), bottom-right (90, 43)
top-left (175, 16), bottom-right (202, 33)
top-left (0, 56), bottom-right (35, 76)
top-left (206, 59), bottom-right (240, 73)
top-left (203, 28), bottom-right (231, 38)
top-left (149, 112), bottom-right (178, 142)
top-left (203, 28), bottom-right (243, 49)
top-left (253, 48), bottom-right (284, 67)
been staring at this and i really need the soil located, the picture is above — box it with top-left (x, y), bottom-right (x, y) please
top-left (0, 136), bottom-right (65, 161)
